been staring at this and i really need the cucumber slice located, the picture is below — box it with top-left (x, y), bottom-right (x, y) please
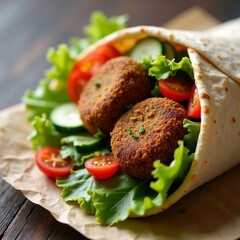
top-left (162, 42), bottom-right (176, 60)
top-left (129, 37), bottom-right (163, 62)
top-left (50, 102), bottom-right (84, 133)
top-left (61, 134), bottom-right (103, 153)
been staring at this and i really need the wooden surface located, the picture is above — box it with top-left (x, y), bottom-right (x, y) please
top-left (0, 0), bottom-right (239, 239)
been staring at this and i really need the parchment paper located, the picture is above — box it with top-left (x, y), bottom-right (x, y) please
top-left (1, 7), bottom-right (240, 240)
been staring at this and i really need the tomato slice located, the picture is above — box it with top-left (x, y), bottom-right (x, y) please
top-left (94, 43), bottom-right (121, 59)
top-left (159, 76), bottom-right (193, 102)
top-left (84, 155), bottom-right (119, 180)
top-left (67, 44), bottom-right (121, 103)
top-left (188, 84), bottom-right (201, 119)
top-left (67, 70), bottom-right (91, 103)
top-left (76, 53), bottom-right (109, 76)
top-left (35, 147), bottom-right (73, 178)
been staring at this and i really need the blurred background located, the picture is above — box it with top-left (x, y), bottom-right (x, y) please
top-left (0, 0), bottom-right (239, 110)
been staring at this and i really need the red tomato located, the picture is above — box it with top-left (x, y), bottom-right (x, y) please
top-left (76, 53), bottom-right (109, 76)
top-left (85, 155), bottom-right (119, 180)
top-left (94, 43), bottom-right (121, 59)
top-left (67, 44), bottom-right (121, 103)
top-left (67, 54), bottom-right (108, 102)
top-left (35, 147), bottom-right (73, 178)
top-left (188, 84), bottom-right (201, 118)
top-left (159, 77), bottom-right (193, 102)
top-left (67, 70), bottom-right (91, 103)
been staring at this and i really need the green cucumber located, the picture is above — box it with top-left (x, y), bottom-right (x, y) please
top-left (162, 42), bottom-right (176, 60)
top-left (61, 134), bottom-right (103, 153)
top-left (50, 102), bottom-right (84, 133)
top-left (129, 37), bottom-right (163, 62)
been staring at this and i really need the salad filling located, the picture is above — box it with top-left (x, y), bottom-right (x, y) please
top-left (23, 11), bottom-right (200, 225)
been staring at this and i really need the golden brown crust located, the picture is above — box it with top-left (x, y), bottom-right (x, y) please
top-left (110, 97), bottom-right (187, 180)
top-left (78, 56), bottom-right (153, 134)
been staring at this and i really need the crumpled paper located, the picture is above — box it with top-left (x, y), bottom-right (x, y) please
top-left (1, 7), bottom-right (240, 240)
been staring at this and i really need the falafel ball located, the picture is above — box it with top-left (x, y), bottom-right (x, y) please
top-left (78, 56), bottom-right (153, 134)
top-left (110, 97), bottom-right (187, 180)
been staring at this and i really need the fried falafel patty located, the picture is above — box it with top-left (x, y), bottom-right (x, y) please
top-left (110, 97), bottom-right (188, 180)
top-left (78, 56), bottom-right (152, 134)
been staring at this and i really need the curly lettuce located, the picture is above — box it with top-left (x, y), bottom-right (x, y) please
top-left (142, 55), bottom-right (194, 80)
top-left (23, 45), bottom-right (74, 121)
top-left (56, 120), bottom-right (200, 225)
top-left (28, 114), bottom-right (67, 149)
top-left (23, 11), bottom-right (128, 121)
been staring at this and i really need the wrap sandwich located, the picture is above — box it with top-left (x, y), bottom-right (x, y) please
top-left (21, 15), bottom-right (240, 225)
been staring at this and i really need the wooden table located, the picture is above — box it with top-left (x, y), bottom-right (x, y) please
top-left (0, 0), bottom-right (239, 239)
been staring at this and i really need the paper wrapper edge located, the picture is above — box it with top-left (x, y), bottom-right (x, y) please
top-left (1, 7), bottom-right (240, 240)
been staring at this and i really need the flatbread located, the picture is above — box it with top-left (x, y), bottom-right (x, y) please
top-left (76, 20), bottom-right (240, 216)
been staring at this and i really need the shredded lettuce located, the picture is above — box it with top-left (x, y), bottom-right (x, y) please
top-left (56, 122), bottom-right (200, 225)
top-left (142, 55), bottom-right (194, 80)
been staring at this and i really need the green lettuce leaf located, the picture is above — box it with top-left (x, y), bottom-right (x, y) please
top-left (61, 147), bottom-right (111, 167)
top-left (142, 55), bottom-right (194, 80)
top-left (183, 119), bottom-right (200, 153)
top-left (23, 44), bottom-right (75, 121)
top-left (57, 168), bottom-right (97, 214)
top-left (61, 134), bottom-right (103, 153)
top-left (28, 114), bottom-right (66, 149)
top-left (149, 141), bottom-right (193, 203)
top-left (45, 44), bottom-right (76, 82)
top-left (57, 169), bottom-right (158, 225)
top-left (84, 11), bottom-right (128, 44)
top-left (69, 11), bottom-right (128, 58)
top-left (23, 11), bottom-right (129, 121)
top-left (60, 133), bottom-right (110, 167)
top-left (56, 140), bottom-right (194, 225)
top-left (60, 145), bottom-right (84, 167)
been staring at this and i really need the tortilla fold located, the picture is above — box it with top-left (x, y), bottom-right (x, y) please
top-left (77, 20), bottom-right (240, 217)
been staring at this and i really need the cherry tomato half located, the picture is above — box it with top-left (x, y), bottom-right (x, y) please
top-left (35, 147), bottom-right (73, 178)
top-left (76, 53), bottom-right (109, 76)
top-left (94, 43), bottom-right (121, 59)
top-left (84, 155), bottom-right (119, 180)
top-left (159, 77), bottom-right (193, 102)
top-left (67, 44), bottom-right (121, 103)
top-left (67, 54), bottom-right (109, 102)
top-left (67, 70), bottom-right (91, 103)
top-left (188, 84), bottom-right (201, 119)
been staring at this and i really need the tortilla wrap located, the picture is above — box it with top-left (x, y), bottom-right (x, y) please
top-left (76, 20), bottom-right (240, 217)
top-left (0, 11), bottom-right (240, 239)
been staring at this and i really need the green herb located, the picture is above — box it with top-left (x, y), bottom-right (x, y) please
top-left (139, 126), bottom-right (146, 134)
top-left (127, 128), bottom-right (139, 139)
top-left (131, 133), bottom-right (139, 139)
top-left (127, 128), bottom-right (132, 134)
top-left (94, 81), bottom-right (101, 88)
